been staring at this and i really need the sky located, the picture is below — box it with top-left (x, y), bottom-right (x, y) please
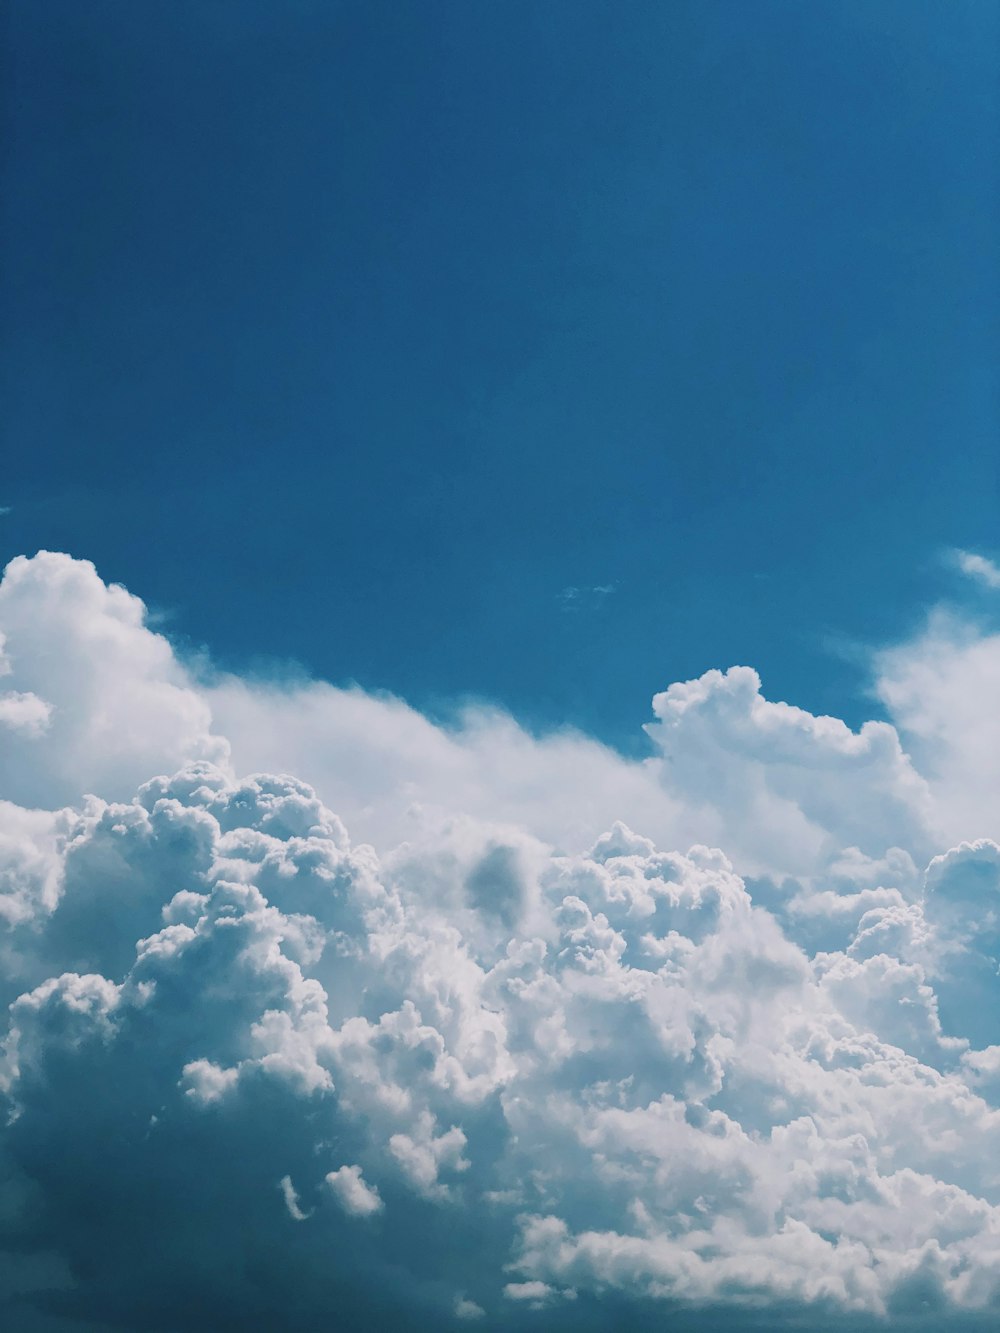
top-left (2, 3), bottom-right (1000, 1332)
top-left (3, 0), bottom-right (998, 741)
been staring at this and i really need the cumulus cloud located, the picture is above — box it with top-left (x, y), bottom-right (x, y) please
top-left (0, 551), bottom-right (998, 1331)
top-left (875, 610), bottom-right (1000, 847)
top-left (0, 553), bottom-right (228, 809)
top-left (326, 1165), bottom-right (384, 1217)
top-left (645, 665), bottom-right (935, 875)
top-left (0, 690), bottom-right (51, 737)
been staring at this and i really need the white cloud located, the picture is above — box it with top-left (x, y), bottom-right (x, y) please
top-left (207, 673), bottom-right (688, 865)
top-left (453, 1295), bottom-right (485, 1320)
top-left (502, 1279), bottom-right (567, 1305)
top-left (279, 1174), bottom-right (311, 1221)
top-left (0, 550), bottom-right (999, 1330)
top-left (0, 551), bottom-right (952, 884)
top-left (645, 665), bottom-right (935, 875)
top-left (0, 690), bottom-right (52, 737)
top-left (325, 1165), bottom-right (384, 1217)
top-left (0, 553), bottom-right (228, 809)
top-left (875, 610), bottom-right (1000, 846)
top-left (181, 1058), bottom-right (240, 1104)
top-left (953, 548), bottom-right (1000, 590)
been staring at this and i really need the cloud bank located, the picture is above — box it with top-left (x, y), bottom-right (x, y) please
top-left (1, 551), bottom-right (999, 1332)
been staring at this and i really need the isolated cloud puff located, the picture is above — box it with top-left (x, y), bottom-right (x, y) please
top-left (953, 549), bottom-right (1000, 591)
top-left (0, 551), bottom-right (999, 1331)
top-left (326, 1164), bottom-right (384, 1217)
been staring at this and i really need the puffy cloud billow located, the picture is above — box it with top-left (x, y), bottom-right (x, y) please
top-left (1, 552), bottom-right (999, 1332)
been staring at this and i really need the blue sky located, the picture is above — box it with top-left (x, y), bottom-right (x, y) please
top-left (4, 0), bottom-right (997, 745)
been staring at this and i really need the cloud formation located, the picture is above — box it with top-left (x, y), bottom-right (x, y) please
top-left (953, 549), bottom-right (1000, 591)
top-left (0, 551), bottom-right (999, 1332)
top-left (557, 583), bottom-right (617, 611)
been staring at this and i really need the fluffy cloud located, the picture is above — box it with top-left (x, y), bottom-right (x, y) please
top-left (644, 665), bottom-right (934, 875)
top-left (0, 552), bottom-right (940, 881)
top-left (326, 1165), bottom-right (384, 1217)
top-left (0, 553), bottom-right (228, 809)
top-left (0, 551), bottom-right (999, 1332)
top-left (876, 610), bottom-right (1000, 847)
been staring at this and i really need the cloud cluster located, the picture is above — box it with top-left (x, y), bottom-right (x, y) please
top-left (0, 551), bottom-right (999, 1331)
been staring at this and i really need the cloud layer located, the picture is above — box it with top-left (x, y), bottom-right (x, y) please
top-left (1, 551), bottom-right (999, 1332)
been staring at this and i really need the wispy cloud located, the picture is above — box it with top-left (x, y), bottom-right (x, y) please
top-left (557, 582), bottom-right (617, 611)
top-left (952, 548), bottom-right (1000, 590)
top-left (0, 506), bottom-right (11, 517)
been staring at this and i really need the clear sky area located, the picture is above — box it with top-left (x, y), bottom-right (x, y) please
top-left (4, 0), bottom-right (997, 744)
top-left (2, 5), bottom-right (1000, 1333)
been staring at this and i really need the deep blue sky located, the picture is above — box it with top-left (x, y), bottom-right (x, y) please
top-left (3, 0), bottom-right (997, 747)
